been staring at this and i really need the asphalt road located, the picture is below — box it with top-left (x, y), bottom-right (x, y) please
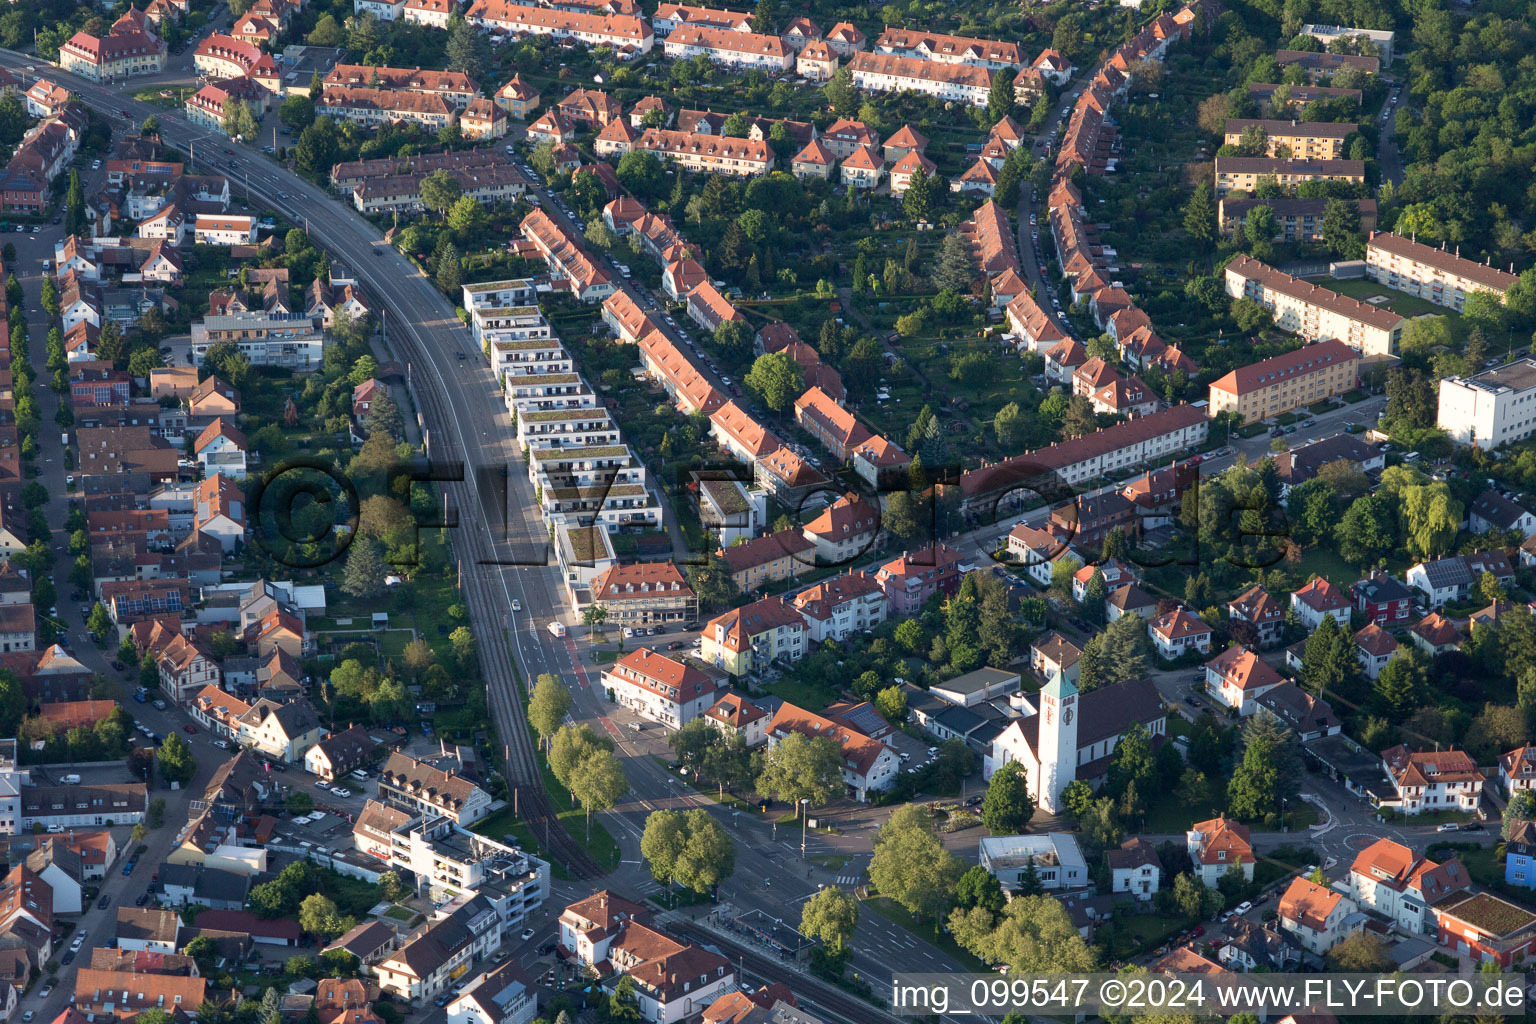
top-left (0, 51), bottom-right (976, 1014)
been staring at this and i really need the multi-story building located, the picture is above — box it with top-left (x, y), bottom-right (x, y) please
top-left (1298, 24), bottom-right (1394, 62)
top-left (1223, 257), bottom-right (1402, 357)
top-left (462, 0), bottom-right (655, 55)
top-left (1365, 230), bottom-right (1518, 312)
top-left (590, 563), bottom-right (697, 628)
top-left (322, 65), bottom-right (480, 106)
top-left (959, 405), bottom-right (1209, 516)
top-left (1438, 359), bottom-right (1536, 449)
top-left (378, 751), bottom-right (493, 826)
top-left (1274, 49), bottom-right (1380, 78)
top-left (193, 34), bottom-right (276, 80)
top-left (375, 896), bottom-right (504, 1004)
top-left (790, 572), bottom-right (886, 642)
top-left (520, 209), bottom-right (615, 302)
top-left (319, 87), bottom-right (457, 130)
top-left (662, 25), bottom-right (791, 69)
top-left (1222, 118), bottom-right (1357, 159)
top-left (766, 701), bottom-right (899, 801)
top-left (1204, 645), bottom-right (1284, 716)
top-left (874, 544), bottom-right (965, 616)
top-left (599, 648), bottom-right (723, 730)
top-left (1186, 815), bottom-right (1254, 887)
top-left (1218, 197), bottom-right (1377, 242)
top-left (700, 597), bottom-right (807, 676)
top-left (1213, 157), bottom-right (1365, 195)
top-left (189, 311), bottom-right (327, 371)
top-left (1380, 744), bottom-right (1483, 815)
top-left (650, 2), bottom-right (751, 34)
top-left (59, 17), bottom-right (167, 81)
top-left (872, 28), bottom-right (1022, 69)
top-left (1277, 878), bottom-right (1360, 955)
top-left (1348, 837), bottom-right (1468, 934)
top-left (1207, 338), bottom-right (1361, 424)
top-left (847, 51), bottom-right (992, 107)
top-left (1432, 893), bottom-right (1536, 968)
top-left (628, 128), bottom-right (773, 176)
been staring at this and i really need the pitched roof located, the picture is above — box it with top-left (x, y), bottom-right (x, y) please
top-left (1189, 815), bottom-right (1252, 865)
top-left (1210, 338), bottom-right (1362, 397)
top-left (1204, 645), bottom-right (1282, 692)
top-left (1293, 576), bottom-right (1348, 612)
top-left (767, 701), bottom-right (890, 776)
top-left (1368, 231), bottom-right (1517, 292)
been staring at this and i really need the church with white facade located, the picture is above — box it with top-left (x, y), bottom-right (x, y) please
top-left (983, 671), bottom-right (1167, 812)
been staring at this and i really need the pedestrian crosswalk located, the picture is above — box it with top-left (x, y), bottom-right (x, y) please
top-left (835, 875), bottom-right (862, 885)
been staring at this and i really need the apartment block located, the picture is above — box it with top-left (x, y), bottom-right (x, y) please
top-left (1437, 359), bottom-right (1536, 450)
top-left (1223, 255), bottom-right (1403, 356)
top-left (1222, 119), bottom-right (1357, 159)
top-left (1365, 231), bottom-right (1518, 312)
top-left (1213, 157), bottom-right (1364, 195)
top-left (1208, 339), bottom-right (1360, 424)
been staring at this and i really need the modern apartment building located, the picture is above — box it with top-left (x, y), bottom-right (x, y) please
top-left (1437, 359), bottom-right (1536, 450)
top-left (1223, 255), bottom-right (1403, 356)
top-left (1365, 231), bottom-right (1518, 311)
top-left (1207, 338), bottom-right (1360, 424)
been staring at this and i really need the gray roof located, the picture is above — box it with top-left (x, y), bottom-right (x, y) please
top-left (115, 907), bottom-right (181, 944)
top-left (1471, 490), bottom-right (1531, 531)
top-left (934, 667), bottom-right (1020, 696)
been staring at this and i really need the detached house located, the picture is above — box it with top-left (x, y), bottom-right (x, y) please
top-left (1502, 745), bottom-right (1536, 796)
top-left (1276, 878), bottom-right (1360, 955)
top-left (194, 418), bottom-right (247, 479)
top-left (1353, 624), bottom-right (1399, 680)
top-left (1227, 584), bottom-right (1284, 647)
top-left (1204, 645), bottom-right (1283, 716)
top-left (1352, 570), bottom-right (1414, 626)
top-left (1380, 744), bottom-right (1483, 815)
top-left (236, 698), bottom-right (327, 763)
top-left (1348, 838), bottom-right (1469, 935)
top-left (1406, 551), bottom-right (1513, 607)
top-left (1148, 607), bottom-right (1212, 659)
top-left (1186, 816), bottom-right (1254, 887)
top-left (1290, 577), bottom-right (1349, 630)
top-left (1105, 838), bottom-right (1160, 901)
top-left (800, 493), bottom-right (879, 565)
top-left (599, 648), bottom-right (723, 731)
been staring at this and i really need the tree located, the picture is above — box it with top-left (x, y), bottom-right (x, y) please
top-left (64, 170), bottom-right (86, 236)
top-left (1227, 729), bottom-right (1282, 821)
top-left (1327, 931), bottom-right (1392, 972)
top-left (567, 747), bottom-right (627, 837)
top-left (674, 807), bottom-right (734, 893)
top-left (1183, 181), bottom-right (1217, 250)
top-left (1504, 791), bottom-right (1536, 839)
top-left (756, 732), bottom-right (843, 812)
top-left (307, 13), bottom-right (344, 45)
top-left (712, 319), bottom-right (753, 362)
top-left (902, 168), bottom-right (935, 221)
top-left (548, 724), bottom-right (612, 790)
top-left (222, 100), bottom-right (258, 140)
top-left (527, 674), bottom-right (572, 749)
top-left (298, 893), bottom-right (352, 939)
top-left (1322, 197), bottom-right (1364, 258)
top-left (994, 401), bottom-right (1027, 450)
top-left (875, 685), bottom-right (906, 723)
top-left (341, 536), bottom-right (388, 598)
top-left (1335, 494), bottom-right (1397, 565)
top-left (743, 351), bottom-right (804, 411)
top-left (868, 805), bottom-right (963, 921)
top-left (1077, 615), bottom-right (1151, 690)
top-left (823, 67), bottom-right (856, 114)
top-left (295, 118), bottom-right (338, 176)
top-left (932, 231), bottom-right (976, 293)
top-left (86, 603), bottom-right (114, 641)
top-left (608, 976), bottom-right (642, 1023)
top-left (156, 733), bottom-right (197, 786)
top-left (445, 20), bottom-right (484, 80)
top-left (447, 195), bottom-right (488, 240)
top-left (1373, 651), bottom-right (1425, 720)
top-left (981, 761), bottom-right (1034, 835)
top-left (1299, 613), bottom-right (1360, 705)
top-left (641, 810), bottom-right (688, 884)
top-left (988, 68), bottom-right (1016, 123)
top-left (279, 95), bottom-right (316, 134)
top-left (1402, 483), bottom-right (1462, 558)
top-left (956, 865), bottom-right (1006, 914)
top-left (801, 887), bottom-right (859, 953)
top-left (616, 151), bottom-right (666, 200)
top-left (420, 170), bottom-right (463, 214)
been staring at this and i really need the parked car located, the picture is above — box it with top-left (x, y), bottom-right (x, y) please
top-left (182, 724), bottom-right (196, 734)
top-left (520, 928), bottom-right (536, 941)
top-left (1436, 822), bottom-right (1460, 832)
top-left (1233, 901), bottom-right (1253, 915)
top-left (97, 895), bottom-right (110, 909)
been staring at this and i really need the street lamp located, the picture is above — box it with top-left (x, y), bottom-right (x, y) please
top-left (1281, 797), bottom-right (1288, 832)
top-left (800, 798), bottom-right (809, 857)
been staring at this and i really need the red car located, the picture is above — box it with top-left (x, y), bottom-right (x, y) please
top-left (182, 724), bottom-right (197, 734)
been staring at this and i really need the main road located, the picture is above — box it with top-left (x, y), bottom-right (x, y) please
top-left (0, 51), bottom-right (974, 1017)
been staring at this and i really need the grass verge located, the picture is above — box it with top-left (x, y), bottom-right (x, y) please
top-left (860, 895), bottom-right (989, 973)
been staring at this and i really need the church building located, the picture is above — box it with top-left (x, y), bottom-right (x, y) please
top-left (982, 672), bottom-right (1166, 812)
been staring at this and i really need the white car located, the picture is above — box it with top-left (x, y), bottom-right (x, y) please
top-left (520, 928), bottom-right (535, 941)
top-left (1233, 901), bottom-right (1253, 915)
top-left (330, 787), bottom-right (352, 798)
top-left (623, 627), bottom-right (634, 637)
top-left (511, 599), bottom-right (522, 612)
top-left (1436, 822), bottom-right (1460, 832)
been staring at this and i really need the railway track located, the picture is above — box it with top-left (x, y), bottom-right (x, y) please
top-left (667, 923), bottom-right (902, 1024)
top-left (381, 309), bottom-right (605, 881)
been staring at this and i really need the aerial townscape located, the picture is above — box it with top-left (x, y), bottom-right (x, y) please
top-left (0, 0), bottom-right (1529, 1020)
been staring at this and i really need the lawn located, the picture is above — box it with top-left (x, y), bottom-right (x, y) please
top-left (860, 895), bottom-right (989, 973)
top-left (1313, 275), bottom-right (1449, 320)
top-left (763, 674), bottom-right (842, 712)
top-left (1114, 913), bottom-right (1186, 954)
